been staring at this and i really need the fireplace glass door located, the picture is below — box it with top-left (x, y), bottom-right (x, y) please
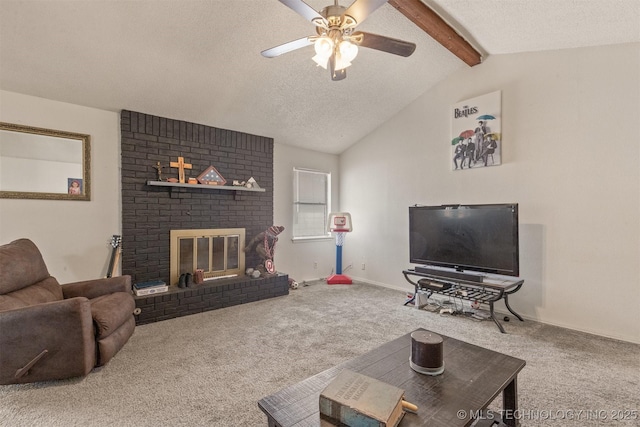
top-left (171, 229), bottom-right (245, 286)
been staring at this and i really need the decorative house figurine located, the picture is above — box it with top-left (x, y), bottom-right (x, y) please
top-left (246, 177), bottom-right (260, 189)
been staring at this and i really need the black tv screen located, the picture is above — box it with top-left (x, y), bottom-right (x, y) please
top-left (409, 203), bottom-right (519, 277)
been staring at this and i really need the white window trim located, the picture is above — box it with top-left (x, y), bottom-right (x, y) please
top-left (292, 167), bottom-right (331, 241)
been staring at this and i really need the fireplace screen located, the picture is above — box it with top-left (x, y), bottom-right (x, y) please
top-left (170, 228), bottom-right (245, 286)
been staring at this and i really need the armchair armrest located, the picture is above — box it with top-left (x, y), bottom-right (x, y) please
top-left (0, 297), bottom-right (96, 384)
top-left (61, 275), bottom-right (132, 300)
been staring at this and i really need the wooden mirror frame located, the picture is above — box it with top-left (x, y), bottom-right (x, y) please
top-left (0, 122), bottom-right (91, 201)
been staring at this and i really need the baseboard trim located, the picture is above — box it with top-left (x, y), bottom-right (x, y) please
top-left (348, 276), bottom-right (412, 293)
top-left (348, 277), bottom-right (640, 344)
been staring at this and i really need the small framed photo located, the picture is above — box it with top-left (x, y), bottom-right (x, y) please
top-left (197, 165), bottom-right (226, 185)
top-left (68, 178), bottom-right (83, 195)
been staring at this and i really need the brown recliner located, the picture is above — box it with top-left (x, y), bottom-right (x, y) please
top-left (0, 238), bottom-right (136, 385)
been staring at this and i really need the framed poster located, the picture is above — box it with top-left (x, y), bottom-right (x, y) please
top-left (451, 90), bottom-right (502, 171)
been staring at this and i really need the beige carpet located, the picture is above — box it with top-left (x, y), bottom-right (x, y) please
top-left (1, 281), bottom-right (638, 426)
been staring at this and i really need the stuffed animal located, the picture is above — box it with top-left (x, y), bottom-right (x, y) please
top-left (244, 225), bottom-right (284, 275)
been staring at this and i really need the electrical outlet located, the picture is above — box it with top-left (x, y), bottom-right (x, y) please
top-left (361, 263), bottom-right (366, 270)
top-left (313, 261), bottom-right (318, 269)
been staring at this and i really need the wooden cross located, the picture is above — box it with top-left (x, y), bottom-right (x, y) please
top-left (170, 156), bottom-right (192, 183)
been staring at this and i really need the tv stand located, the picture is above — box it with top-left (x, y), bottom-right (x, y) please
top-left (415, 266), bottom-right (484, 283)
top-left (402, 269), bottom-right (524, 333)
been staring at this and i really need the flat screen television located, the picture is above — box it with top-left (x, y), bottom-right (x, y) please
top-left (409, 203), bottom-right (519, 277)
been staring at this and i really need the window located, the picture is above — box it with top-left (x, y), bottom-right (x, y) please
top-left (293, 168), bottom-right (331, 239)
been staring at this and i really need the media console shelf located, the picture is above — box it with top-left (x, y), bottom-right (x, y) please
top-left (402, 269), bottom-right (524, 333)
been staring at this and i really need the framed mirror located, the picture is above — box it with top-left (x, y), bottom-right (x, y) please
top-left (0, 122), bottom-right (91, 201)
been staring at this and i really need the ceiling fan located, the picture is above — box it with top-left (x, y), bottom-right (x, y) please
top-left (261, 0), bottom-right (416, 81)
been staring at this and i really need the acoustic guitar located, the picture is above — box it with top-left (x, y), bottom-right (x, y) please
top-left (106, 235), bottom-right (122, 278)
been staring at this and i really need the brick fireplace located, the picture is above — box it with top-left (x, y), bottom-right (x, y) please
top-left (120, 111), bottom-right (288, 323)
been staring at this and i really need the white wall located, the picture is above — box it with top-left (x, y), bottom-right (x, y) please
top-left (0, 90), bottom-right (121, 283)
top-left (273, 143), bottom-right (340, 283)
top-left (340, 43), bottom-right (640, 343)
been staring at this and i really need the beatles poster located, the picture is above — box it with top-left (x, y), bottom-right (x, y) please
top-left (451, 90), bottom-right (502, 171)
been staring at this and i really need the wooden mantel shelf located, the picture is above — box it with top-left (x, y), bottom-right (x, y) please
top-left (146, 181), bottom-right (265, 192)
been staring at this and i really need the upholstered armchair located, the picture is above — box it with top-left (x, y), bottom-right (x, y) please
top-left (0, 238), bottom-right (136, 385)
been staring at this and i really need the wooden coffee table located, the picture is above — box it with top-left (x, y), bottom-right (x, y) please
top-left (258, 328), bottom-right (525, 427)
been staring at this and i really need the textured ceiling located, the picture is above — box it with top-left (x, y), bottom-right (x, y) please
top-left (1, 0), bottom-right (638, 154)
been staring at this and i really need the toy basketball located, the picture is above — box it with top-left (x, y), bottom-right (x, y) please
top-left (327, 212), bottom-right (352, 285)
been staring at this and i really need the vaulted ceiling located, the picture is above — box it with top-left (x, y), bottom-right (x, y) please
top-left (1, 0), bottom-right (638, 154)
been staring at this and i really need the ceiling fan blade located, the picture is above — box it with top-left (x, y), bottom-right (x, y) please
top-left (343, 0), bottom-right (388, 25)
top-left (278, 0), bottom-right (326, 25)
top-left (261, 37), bottom-right (313, 58)
top-left (329, 55), bottom-right (347, 81)
top-left (353, 31), bottom-right (416, 57)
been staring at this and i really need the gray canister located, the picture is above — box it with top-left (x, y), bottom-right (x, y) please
top-left (410, 330), bottom-right (444, 375)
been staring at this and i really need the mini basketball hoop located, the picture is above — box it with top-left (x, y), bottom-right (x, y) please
top-left (327, 212), bottom-right (353, 285)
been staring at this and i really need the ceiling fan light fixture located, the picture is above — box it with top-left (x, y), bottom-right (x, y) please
top-left (312, 53), bottom-right (329, 69)
top-left (314, 36), bottom-right (334, 58)
top-left (334, 58), bottom-right (352, 71)
top-left (265, 0), bottom-right (416, 81)
top-left (338, 40), bottom-right (358, 63)
top-left (333, 51), bottom-right (352, 71)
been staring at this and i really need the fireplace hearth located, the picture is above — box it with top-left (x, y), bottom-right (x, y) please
top-left (134, 273), bottom-right (289, 325)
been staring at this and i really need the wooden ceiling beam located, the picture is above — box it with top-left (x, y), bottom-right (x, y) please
top-left (388, 0), bottom-right (482, 66)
